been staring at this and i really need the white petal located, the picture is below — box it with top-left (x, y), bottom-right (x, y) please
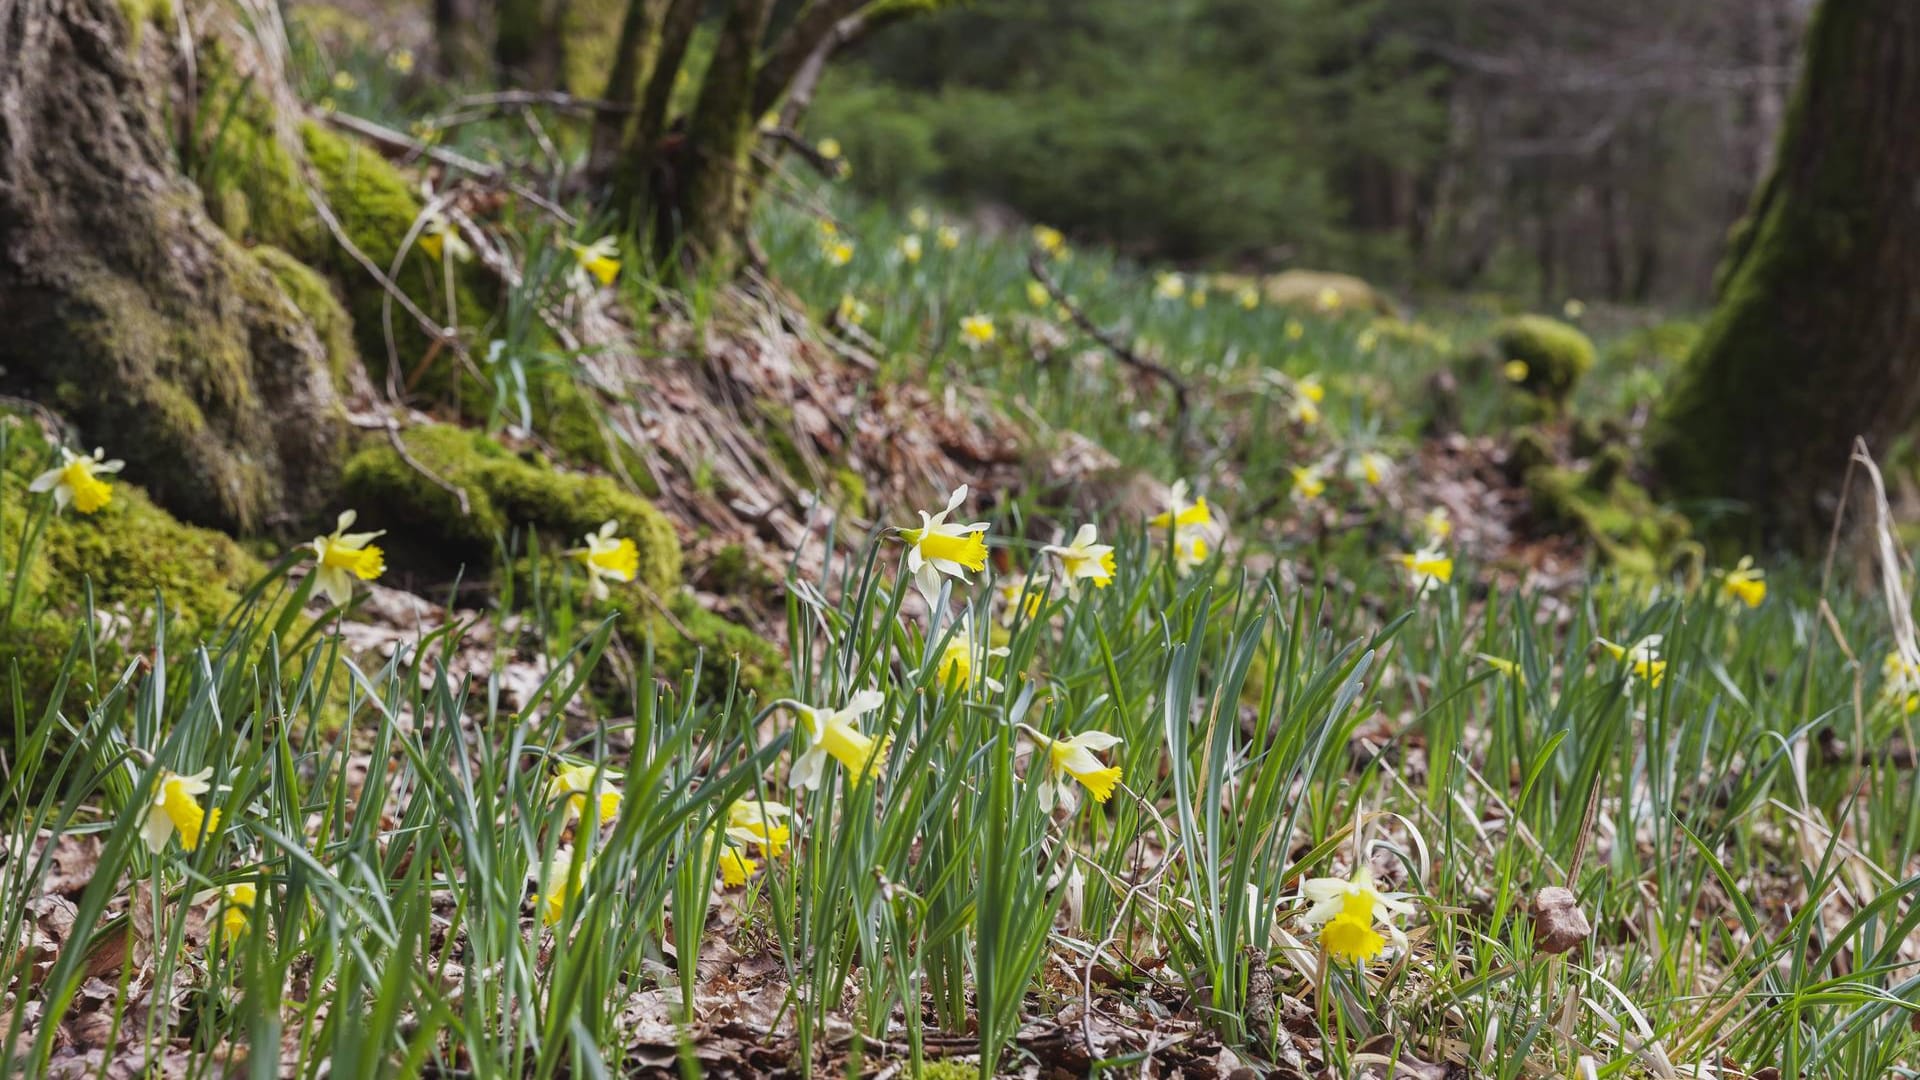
top-left (336, 509), bottom-right (357, 532)
top-left (141, 809), bottom-right (174, 854)
top-left (1071, 731), bottom-right (1124, 752)
top-left (1071, 523), bottom-right (1097, 548)
top-left (946, 485), bottom-right (968, 513)
top-left (97, 460), bottom-right (125, 474)
top-left (845, 689), bottom-right (886, 716)
top-left (27, 466), bottom-right (63, 492)
top-left (789, 748), bottom-right (827, 791)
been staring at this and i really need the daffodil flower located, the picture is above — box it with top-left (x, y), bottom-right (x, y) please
top-left (823, 241), bottom-right (854, 267)
top-left (568, 236), bottom-right (621, 292)
top-left (546, 761), bottom-right (622, 824)
top-left (141, 768), bottom-right (222, 854)
top-left (1477, 653), bottom-right (1523, 683)
top-left (1357, 327), bottom-right (1380, 352)
top-left (219, 882), bottom-right (256, 938)
top-left (1351, 451), bottom-right (1392, 487)
top-left (1299, 868), bottom-right (1414, 964)
top-left (899, 485), bottom-right (990, 601)
top-left (1236, 285), bottom-right (1260, 310)
top-left (997, 575), bottom-right (1049, 627)
top-left (790, 690), bottom-right (890, 790)
top-left (1032, 224), bottom-right (1065, 255)
top-left (717, 843), bottom-right (758, 887)
top-left (1597, 635), bottom-right (1666, 688)
top-left (536, 846), bottom-right (591, 926)
top-left (1291, 465), bottom-right (1327, 503)
top-left (387, 47), bottom-right (415, 74)
top-left (1150, 480), bottom-right (1213, 533)
top-left (310, 510), bottom-right (386, 607)
top-left (1173, 531), bottom-right (1211, 576)
top-left (1563, 298), bottom-right (1586, 319)
top-left (573, 520), bottom-right (638, 602)
top-left (1504, 359), bottom-right (1530, 383)
top-left (418, 211), bottom-right (472, 264)
top-left (1315, 286), bottom-right (1343, 312)
top-left (30, 446), bottom-right (123, 514)
top-left (1043, 524), bottom-right (1117, 591)
top-left (935, 616), bottom-right (1010, 693)
top-left (1026, 280), bottom-right (1050, 308)
top-left (1716, 556), bottom-right (1767, 608)
top-left (1029, 728), bottom-right (1123, 812)
top-left (908, 207), bottom-right (931, 231)
top-left (1883, 652), bottom-right (1920, 714)
top-left (936, 226), bottom-right (960, 250)
top-left (1295, 374), bottom-right (1326, 404)
top-left (898, 233), bottom-right (923, 265)
top-left (1188, 288), bottom-right (1208, 309)
top-left (1400, 547), bottom-right (1453, 595)
top-left (959, 313), bottom-right (996, 349)
top-left (1422, 507), bottom-right (1453, 541)
top-left (816, 137), bottom-right (841, 160)
top-left (1284, 318), bottom-right (1305, 342)
top-left (836, 293), bottom-right (870, 327)
top-left (1153, 271), bottom-right (1186, 302)
top-left (724, 798), bottom-right (792, 858)
top-left (331, 70), bottom-right (356, 91)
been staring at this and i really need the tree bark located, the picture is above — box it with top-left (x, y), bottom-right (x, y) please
top-left (1650, 0), bottom-right (1920, 546)
top-left (0, 0), bottom-right (346, 533)
top-left (435, 0), bottom-right (494, 81)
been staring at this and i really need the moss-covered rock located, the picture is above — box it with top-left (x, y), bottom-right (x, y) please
top-left (339, 423), bottom-right (679, 592)
top-left (1491, 315), bottom-right (1594, 405)
top-left (1261, 270), bottom-right (1391, 316)
top-left (1525, 459), bottom-right (1696, 578)
top-left (253, 244), bottom-right (358, 387)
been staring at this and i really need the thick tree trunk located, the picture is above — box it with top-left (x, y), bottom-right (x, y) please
top-left (435, 0), bottom-right (494, 81)
top-left (0, 0), bottom-right (346, 533)
top-left (1651, 0), bottom-right (1920, 546)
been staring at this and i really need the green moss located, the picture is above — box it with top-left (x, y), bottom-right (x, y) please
top-left (253, 245), bottom-right (358, 387)
top-left (115, 0), bottom-right (172, 46)
top-left (560, 0), bottom-right (628, 99)
top-left (1492, 315), bottom-right (1594, 405)
top-left (1261, 270), bottom-right (1390, 315)
top-left (1525, 461), bottom-right (1695, 578)
top-left (832, 467), bottom-right (868, 519)
top-left (644, 594), bottom-right (783, 702)
top-left (339, 422), bottom-right (679, 592)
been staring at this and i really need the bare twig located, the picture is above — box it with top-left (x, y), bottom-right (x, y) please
top-left (1026, 250), bottom-right (1193, 443)
top-left (348, 414), bottom-right (472, 515)
top-left (451, 89), bottom-right (630, 115)
top-left (321, 109), bottom-right (501, 179)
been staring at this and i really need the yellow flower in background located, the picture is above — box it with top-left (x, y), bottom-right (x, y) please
top-left (1153, 271), bottom-right (1186, 301)
top-left (568, 236), bottom-right (621, 290)
top-left (1351, 451), bottom-right (1392, 487)
top-left (1717, 556), bottom-right (1767, 608)
top-left (1173, 530), bottom-right (1211, 576)
top-left (536, 847), bottom-right (591, 926)
top-left (1189, 287), bottom-right (1208, 309)
top-left (331, 70), bottom-right (356, 91)
top-left (219, 882), bottom-right (256, 939)
top-left (1597, 635), bottom-right (1667, 688)
top-left (818, 219), bottom-right (838, 238)
top-left (141, 768), bottom-right (221, 854)
top-left (898, 233), bottom-right (923, 264)
top-left (899, 484), bottom-right (990, 601)
top-left (718, 844), bottom-right (757, 887)
top-left (310, 510), bottom-right (386, 607)
top-left (1290, 465), bottom-right (1327, 503)
top-left (1026, 280), bottom-right (1050, 308)
top-left (30, 445), bottom-right (123, 514)
top-left (386, 47), bottom-right (415, 74)
top-left (1043, 524), bottom-right (1117, 590)
top-left (908, 206), bottom-right (932, 231)
top-left (1882, 652), bottom-right (1920, 714)
top-left (936, 225), bottom-right (961, 250)
top-left (418, 212), bottom-right (471, 264)
top-left (1150, 480), bottom-right (1213, 532)
top-left (1315, 286), bottom-right (1343, 312)
top-left (724, 798), bottom-right (792, 858)
top-left (1422, 507), bottom-right (1453, 541)
top-left (1477, 653), bottom-right (1524, 682)
top-left (789, 690), bottom-right (891, 790)
top-left (959, 313), bottom-right (996, 349)
top-left (1285, 318), bottom-right (1305, 342)
top-left (1300, 868), bottom-right (1413, 965)
top-left (936, 616), bottom-right (1009, 693)
top-left (816, 137), bottom-right (841, 160)
top-left (997, 575), bottom-right (1050, 626)
top-left (1504, 359), bottom-right (1530, 383)
top-left (573, 520), bottom-right (638, 602)
top-left (1032, 224), bottom-right (1065, 255)
top-left (1237, 285), bottom-right (1260, 310)
top-left (1400, 547), bottom-right (1453, 595)
top-left (1563, 298), bottom-right (1586, 319)
top-left (1031, 728), bottom-right (1124, 812)
top-left (836, 293), bottom-right (870, 327)
top-left (546, 761), bottom-right (622, 824)
top-left (1296, 374), bottom-right (1325, 403)
top-left (1356, 327), bottom-right (1380, 352)
top-left (823, 240), bottom-right (854, 267)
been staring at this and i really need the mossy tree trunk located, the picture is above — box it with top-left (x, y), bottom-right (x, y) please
top-left (0, 0), bottom-right (347, 533)
top-left (1651, 0), bottom-right (1920, 546)
top-left (589, 0), bottom-right (936, 274)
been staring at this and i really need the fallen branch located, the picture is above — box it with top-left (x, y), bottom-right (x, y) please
top-left (1026, 250), bottom-right (1192, 441)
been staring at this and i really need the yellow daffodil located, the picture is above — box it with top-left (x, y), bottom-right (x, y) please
top-left (568, 236), bottom-right (621, 291)
top-left (30, 445), bottom-right (124, 514)
top-left (1153, 271), bottom-right (1186, 302)
top-left (1237, 285), bottom-right (1260, 310)
top-left (1173, 530), bottom-right (1211, 576)
top-left (1563, 298), bottom-right (1586, 319)
top-left (1032, 224), bottom-right (1065, 255)
top-left (570, 520), bottom-right (638, 602)
top-left (1422, 507), bottom-right (1453, 541)
top-left (717, 843), bottom-right (757, 887)
top-left (1030, 728), bottom-right (1123, 812)
top-left (1883, 652), bottom-right (1920, 714)
top-left (1299, 868), bottom-right (1414, 964)
top-left (1357, 327), bottom-right (1380, 352)
top-left (724, 798), bottom-right (791, 858)
top-left (1026, 280), bottom-right (1050, 308)
top-left (219, 882), bottom-right (256, 938)
top-left (959, 313), bottom-right (996, 349)
top-left (789, 690), bottom-right (890, 790)
top-left (1504, 359), bottom-right (1530, 383)
top-left (818, 219), bottom-right (838, 238)
top-left (418, 211), bottom-right (471, 263)
top-left (908, 206), bottom-right (931, 231)
top-left (536, 846), bottom-right (591, 926)
top-left (1285, 318), bottom-right (1305, 342)
top-left (1291, 465), bottom-right (1327, 503)
top-left (936, 616), bottom-right (1009, 693)
top-left (936, 225), bottom-right (960, 250)
top-left (837, 293), bottom-right (870, 327)
top-left (1477, 653), bottom-right (1523, 682)
top-left (1717, 556), bottom-right (1767, 608)
top-left (1043, 524), bottom-right (1116, 591)
top-left (899, 484), bottom-right (990, 601)
top-left (1316, 287), bottom-right (1344, 312)
top-left (141, 768), bottom-right (221, 854)
top-left (816, 137), bottom-right (841, 160)
top-left (1400, 547), bottom-right (1453, 595)
top-left (310, 510), bottom-right (385, 607)
top-left (1189, 287), bottom-right (1208, 309)
top-left (387, 47), bottom-right (414, 74)
top-left (997, 575), bottom-right (1049, 626)
top-left (1296, 374), bottom-right (1325, 403)
top-left (1597, 635), bottom-right (1666, 688)
top-left (1150, 480), bottom-right (1213, 533)
top-left (1351, 451), bottom-right (1392, 487)
top-left (823, 240), bottom-right (854, 267)
top-left (331, 70), bottom-right (356, 91)
top-left (546, 761), bottom-right (622, 824)
top-left (898, 233), bottom-right (923, 265)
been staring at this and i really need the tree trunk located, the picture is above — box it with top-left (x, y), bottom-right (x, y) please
top-left (668, 0), bottom-right (774, 270)
top-left (1650, 0), bottom-right (1920, 546)
top-left (435, 0), bottom-right (494, 81)
top-left (0, 0), bottom-right (346, 533)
